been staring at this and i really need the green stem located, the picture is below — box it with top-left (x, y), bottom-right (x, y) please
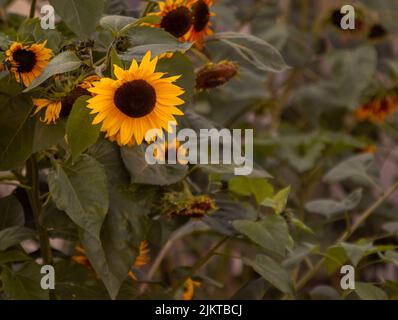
top-left (171, 236), bottom-right (229, 294)
top-left (29, 0), bottom-right (37, 18)
top-left (26, 155), bottom-right (53, 267)
top-left (292, 179), bottom-right (398, 295)
top-left (142, 1), bottom-right (157, 17)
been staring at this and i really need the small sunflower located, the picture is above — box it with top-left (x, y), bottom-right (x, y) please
top-left (356, 95), bottom-right (398, 123)
top-left (182, 278), bottom-right (201, 300)
top-left (153, 0), bottom-right (194, 39)
top-left (33, 76), bottom-right (98, 124)
top-left (87, 51), bottom-right (185, 146)
top-left (152, 138), bottom-right (188, 164)
top-left (128, 241), bottom-right (151, 281)
top-left (5, 41), bottom-right (52, 87)
top-left (184, 0), bottom-right (214, 48)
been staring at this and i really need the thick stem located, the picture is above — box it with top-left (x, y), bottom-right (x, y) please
top-left (29, 0), bottom-right (37, 18)
top-left (26, 155), bottom-right (53, 266)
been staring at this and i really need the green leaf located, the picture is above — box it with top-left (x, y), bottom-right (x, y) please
top-left (323, 154), bottom-right (377, 186)
top-left (82, 188), bottom-right (151, 299)
top-left (24, 51), bottom-right (82, 92)
top-left (233, 215), bottom-right (293, 256)
top-left (100, 15), bottom-right (137, 34)
top-left (341, 242), bottom-right (373, 267)
top-left (244, 254), bottom-right (294, 294)
top-left (209, 32), bottom-right (288, 72)
top-left (323, 246), bottom-right (348, 274)
top-left (0, 195), bottom-right (24, 229)
top-left (49, 0), bottom-right (105, 38)
top-left (305, 189), bottom-right (363, 218)
top-left (1, 262), bottom-right (49, 300)
top-left (121, 27), bottom-right (192, 61)
top-left (0, 227), bottom-right (36, 251)
top-left (229, 176), bottom-right (273, 203)
top-left (32, 120), bottom-right (65, 153)
top-left (48, 155), bottom-right (109, 240)
top-left (355, 282), bottom-right (388, 300)
top-left (157, 52), bottom-right (195, 107)
top-left (0, 93), bottom-right (35, 170)
top-left (261, 186), bottom-right (291, 215)
top-left (121, 145), bottom-right (188, 186)
top-left (66, 96), bottom-right (100, 162)
top-left (0, 250), bottom-right (31, 265)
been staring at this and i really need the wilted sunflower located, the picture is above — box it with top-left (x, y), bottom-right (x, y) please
top-left (153, 0), bottom-right (194, 39)
top-left (185, 0), bottom-right (214, 48)
top-left (87, 51), bottom-right (184, 146)
top-left (5, 41), bottom-right (52, 87)
top-left (182, 278), bottom-right (201, 300)
top-left (356, 95), bottom-right (398, 123)
top-left (128, 241), bottom-right (151, 281)
top-left (32, 75), bottom-right (99, 124)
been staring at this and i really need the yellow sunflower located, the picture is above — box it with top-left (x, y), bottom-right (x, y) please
top-left (184, 0), bottom-right (214, 49)
top-left (182, 278), bottom-right (201, 300)
top-left (87, 51), bottom-right (185, 146)
top-left (32, 76), bottom-right (98, 124)
top-left (356, 95), bottom-right (398, 123)
top-left (153, 0), bottom-right (194, 39)
top-left (5, 41), bottom-right (52, 87)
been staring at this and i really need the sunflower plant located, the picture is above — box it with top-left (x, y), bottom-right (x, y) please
top-left (0, 0), bottom-right (398, 302)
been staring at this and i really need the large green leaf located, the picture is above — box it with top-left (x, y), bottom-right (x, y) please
top-left (66, 96), bottom-right (101, 162)
top-left (49, 0), bottom-right (105, 38)
top-left (24, 51), bottom-right (82, 91)
top-left (1, 262), bottom-right (49, 300)
top-left (48, 155), bottom-right (109, 240)
top-left (121, 145), bottom-right (188, 186)
top-left (305, 189), bottom-right (363, 218)
top-left (229, 176), bottom-right (273, 203)
top-left (83, 187), bottom-right (151, 299)
top-left (0, 92), bottom-right (35, 170)
top-left (244, 254), bottom-right (294, 294)
top-left (32, 120), bottom-right (65, 153)
top-left (122, 27), bottom-right (192, 61)
top-left (0, 195), bottom-right (24, 230)
top-left (355, 282), bottom-right (388, 300)
top-left (208, 32), bottom-right (288, 72)
top-left (100, 15), bottom-right (137, 34)
top-left (0, 226), bottom-right (36, 251)
top-left (233, 215), bottom-right (293, 256)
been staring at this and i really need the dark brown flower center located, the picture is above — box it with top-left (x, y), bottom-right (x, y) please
top-left (161, 6), bottom-right (193, 38)
top-left (60, 87), bottom-right (90, 118)
top-left (114, 80), bottom-right (157, 118)
top-left (192, 0), bottom-right (210, 32)
top-left (13, 49), bottom-right (37, 73)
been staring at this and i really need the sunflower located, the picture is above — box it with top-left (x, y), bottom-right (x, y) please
top-left (87, 51), bottom-right (185, 146)
top-left (152, 138), bottom-right (188, 164)
top-left (184, 0), bottom-right (214, 49)
top-left (356, 95), bottom-right (398, 123)
top-left (32, 76), bottom-right (98, 124)
top-left (182, 278), bottom-right (201, 300)
top-left (153, 0), bottom-right (194, 39)
top-left (128, 241), bottom-right (151, 281)
top-left (5, 41), bottom-right (52, 87)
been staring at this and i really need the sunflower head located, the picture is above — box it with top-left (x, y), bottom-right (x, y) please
top-left (87, 51), bottom-right (184, 146)
top-left (356, 95), bottom-right (398, 123)
top-left (196, 61), bottom-right (238, 89)
top-left (163, 192), bottom-right (217, 218)
top-left (5, 41), bottom-right (52, 87)
top-left (184, 0), bottom-right (214, 48)
top-left (154, 0), bottom-right (194, 39)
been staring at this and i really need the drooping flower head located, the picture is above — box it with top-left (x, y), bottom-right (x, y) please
top-left (185, 0), bottom-right (214, 48)
top-left (154, 0), bottom-right (194, 39)
top-left (5, 41), bottom-right (52, 87)
top-left (87, 51), bottom-right (185, 146)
